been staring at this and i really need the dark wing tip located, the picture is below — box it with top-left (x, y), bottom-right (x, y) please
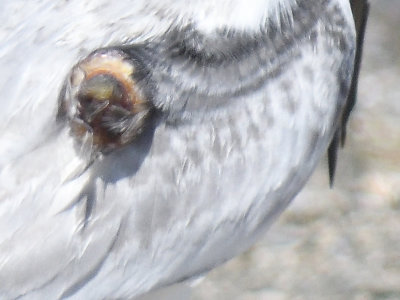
top-left (341, 0), bottom-right (370, 146)
top-left (328, 131), bottom-right (340, 188)
top-left (327, 0), bottom-right (370, 186)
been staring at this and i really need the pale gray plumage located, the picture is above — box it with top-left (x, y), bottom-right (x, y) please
top-left (0, 0), bottom-right (367, 299)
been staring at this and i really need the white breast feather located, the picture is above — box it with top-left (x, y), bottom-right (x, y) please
top-left (0, 0), bottom-right (355, 299)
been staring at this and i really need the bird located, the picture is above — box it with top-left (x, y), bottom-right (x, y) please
top-left (0, 0), bottom-right (368, 299)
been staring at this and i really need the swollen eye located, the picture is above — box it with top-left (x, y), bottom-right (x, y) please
top-left (59, 49), bottom-right (153, 153)
top-left (80, 74), bottom-right (125, 104)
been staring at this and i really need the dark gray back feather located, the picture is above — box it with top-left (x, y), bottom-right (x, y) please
top-left (328, 0), bottom-right (369, 186)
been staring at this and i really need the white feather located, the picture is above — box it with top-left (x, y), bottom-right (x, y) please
top-left (0, 0), bottom-right (356, 299)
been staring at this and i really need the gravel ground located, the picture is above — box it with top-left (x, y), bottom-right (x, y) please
top-left (192, 1), bottom-right (400, 299)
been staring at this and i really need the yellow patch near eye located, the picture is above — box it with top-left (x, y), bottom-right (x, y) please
top-left (75, 51), bottom-right (145, 110)
top-left (62, 49), bottom-right (152, 152)
top-left (84, 80), bottom-right (115, 101)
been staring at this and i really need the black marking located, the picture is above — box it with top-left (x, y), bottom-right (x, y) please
top-left (341, 0), bottom-right (370, 145)
top-left (145, 0), bottom-right (333, 120)
top-left (328, 130), bottom-right (340, 187)
top-left (327, 0), bottom-right (369, 185)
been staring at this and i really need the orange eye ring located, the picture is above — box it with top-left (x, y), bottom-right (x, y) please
top-left (60, 49), bottom-right (152, 152)
top-left (71, 50), bottom-right (145, 111)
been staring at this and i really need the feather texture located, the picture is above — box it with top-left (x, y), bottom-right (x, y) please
top-left (0, 0), bottom-right (359, 298)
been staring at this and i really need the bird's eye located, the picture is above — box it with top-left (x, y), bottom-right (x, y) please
top-left (59, 49), bottom-right (153, 153)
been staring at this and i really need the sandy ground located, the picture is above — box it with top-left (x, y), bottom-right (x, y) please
top-left (191, 1), bottom-right (400, 299)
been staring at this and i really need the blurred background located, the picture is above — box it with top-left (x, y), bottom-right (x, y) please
top-left (192, 0), bottom-right (400, 299)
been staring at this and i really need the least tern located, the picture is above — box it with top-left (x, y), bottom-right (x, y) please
top-left (0, 0), bottom-right (368, 298)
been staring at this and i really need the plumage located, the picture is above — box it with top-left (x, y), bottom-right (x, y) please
top-left (328, 0), bottom-right (369, 185)
top-left (0, 0), bottom-right (367, 299)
